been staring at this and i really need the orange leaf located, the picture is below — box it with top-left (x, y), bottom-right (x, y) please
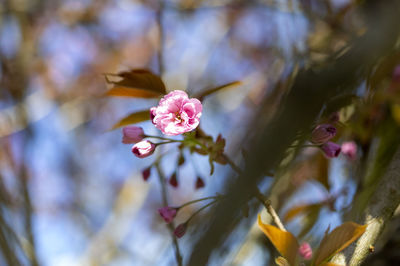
top-left (275, 256), bottom-right (290, 266)
top-left (284, 203), bottom-right (322, 222)
top-left (105, 69), bottom-right (166, 98)
top-left (105, 87), bottom-right (162, 98)
top-left (111, 110), bottom-right (151, 130)
top-left (320, 263), bottom-right (342, 266)
top-left (314, 222), bottom-right (366, 265)
top-left (258, 215), bottom-right (299, 265)
top-left (193, 81), bottom-right (241, 99)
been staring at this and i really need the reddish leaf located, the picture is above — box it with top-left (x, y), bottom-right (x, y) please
top-left (105, 69), bottom-right (166, 98)
top-left (111, 110), bottom-right (151, 130)
top-left (284, 203), bottom-right (322, 222)
top-left (193, 81), bottom-right (241, 99)
top-left (314, 222), bottom-right (366, 265)
top-left (106, 87), bottom-right (162, 98)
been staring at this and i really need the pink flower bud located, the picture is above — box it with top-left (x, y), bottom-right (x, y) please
top-left (311, 124), bottom-right (337, 145)
top-left (321, 142), bottom-right (341, 158)
top-left (174, 223), bottom-right (187, 238)
top-left (195, 176), bottom-right (205, 190)
top-left (131, 140), bottom-right (156, 158)
top-left (158, 206), bottom-right (178, 223)
top-left (341, 141), bottom-right (357, 160)
top-left (169, 173), bottom-right (178, 188)
top-left (151, 90), bottom-right (202, 136)
top-left (142, 167), bottom-right (151, 181)
top-left (298, 242), bottom-right (312, 260)
top-left (122, 126), bottom-right (145, 144)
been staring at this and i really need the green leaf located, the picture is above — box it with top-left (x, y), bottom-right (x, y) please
top-left (105, 69), bottom-right (166, 98)
top-left (193, 81), bottom-right (241, 99)
top-left (258, 215), bottom-right (299, 266)
top-left (111, 110), bottom-right (151, 130)
top-left (314, 222), bottom-right (366, 265)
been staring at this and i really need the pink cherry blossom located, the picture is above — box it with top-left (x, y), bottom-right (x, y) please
top-left (298, 242), bottom-right (312, 260)
top-left (151, 90), bottom-right (202, 136)
top-left (158, 206), bottom-right (178, 223)
top-left (131, 140), bottom-right (155, 158)
top-left (122, 126), bottom-right (144, 144)
top-left (342, 141), bottom-right (357, 160)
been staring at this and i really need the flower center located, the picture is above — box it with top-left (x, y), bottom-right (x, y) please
top-left (175, 112), bottom-right (183, 122)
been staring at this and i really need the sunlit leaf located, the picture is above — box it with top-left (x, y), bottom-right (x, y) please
top-left (111, 110), bottom-right (151, 130)
top-left (258, 215), bottom-right (299, 266)
top-left (106, 87), bottom-right (162, 98)
top-left (314, 222), bottom-right (366, 265)
top-left (105, 69), bottom-right (166, 98)
top-left (284, 203), bottom-right (322, 222)
top-left (193, 81), bottom-right (241, 99)
top-left (275, 256), bottom-right (290, 266)
top-left (320, 263), bottom-right (342, 266)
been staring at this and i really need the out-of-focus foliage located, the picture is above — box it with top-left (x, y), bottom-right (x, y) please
top-left (0, 0), bottom-right (399, 265)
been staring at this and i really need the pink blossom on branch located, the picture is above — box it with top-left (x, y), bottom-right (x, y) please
top-left (122, 126), bottom-right (144, 144)
top-left (131, 140), bottom-right (156, 158)
top-left (151, 90), bottom-right (202, 136)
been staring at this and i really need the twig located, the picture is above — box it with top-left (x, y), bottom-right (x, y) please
top-left (155, 162), bottom-right (183, 266)
top-left (332, 146), bottom-right (400, 265)
top-left (156, 0), bottom-right (165, 76)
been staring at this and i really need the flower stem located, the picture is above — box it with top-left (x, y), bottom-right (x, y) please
top-left (145, 135), bottom-right (180, 141)
top-left (187, 200), bottom-right (219, 224)
top-left (179, 196), bottom-right (222, 209)
top-left (156, 140), bottom-right (183, 145)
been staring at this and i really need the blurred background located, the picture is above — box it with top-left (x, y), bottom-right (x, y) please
top-left (0, 0), bottom-right (400, 265)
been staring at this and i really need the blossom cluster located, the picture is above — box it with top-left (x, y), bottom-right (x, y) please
top-left (310, 120), bottom-right (357, 160)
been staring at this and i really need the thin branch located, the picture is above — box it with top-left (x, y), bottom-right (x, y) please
top-left (155, 162), bottom-right (183, 266)
top-left (156, 0), bottom-right (165, 76)
top-left (332, 146), bottom-right (400, 265)
top-left (254, 191), bottom-right (287, 231)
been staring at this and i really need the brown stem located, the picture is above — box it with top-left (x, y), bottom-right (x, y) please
top-left (255, 190), bottom-right (287, 231)
top-left (155, 163), bottom-right (183, 266)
